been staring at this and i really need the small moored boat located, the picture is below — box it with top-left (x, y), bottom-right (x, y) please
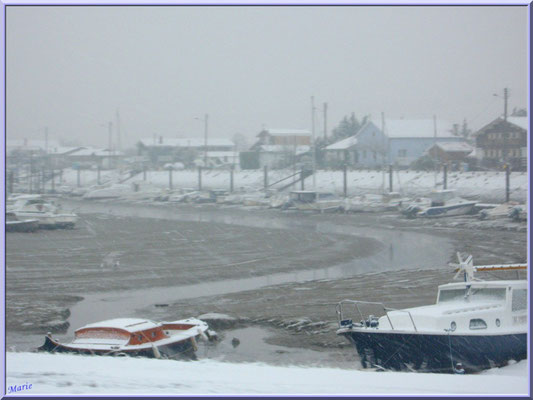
top-left (336, 254), bottom-right (527, 373)
top-left (38, 317), bottom-right (217, 360)
top-left (6, 212), bottom-right (39, 232)
top-left (284, 190), bottom-right (342, 212)
top-left (10, 196), bottom-right (78, 229)
top-left (416, 189), bottom-right (476, 218)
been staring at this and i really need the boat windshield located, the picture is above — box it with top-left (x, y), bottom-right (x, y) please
top-left (438, 287), bottom-right (507, 304)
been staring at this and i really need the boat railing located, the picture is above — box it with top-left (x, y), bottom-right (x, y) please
top-left (336, 299), bottom-right (418, 332)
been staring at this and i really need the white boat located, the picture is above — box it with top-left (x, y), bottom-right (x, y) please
top-left (342, 192), bottom-right (407, 213)
top-left (508, 205), bottom-right (527, 222)
top-left (284, 191), bottom-right (342, 212)
top-left (269, 193), bottom-right (290, 209)
top-left (415, 189), bottom-right (476, 218)
top-left (478, 202), bottom-right (522, 220)
top-left (336, 254), bottom-right (527, 373)
top-left (11, 196), bottom-right (78, 229)
top-left (6, 212), bottom-right (40, 232)
top-left (39, 317), bottom-right (217, 360)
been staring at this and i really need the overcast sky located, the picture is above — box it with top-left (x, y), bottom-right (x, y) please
top-left (6, 5), bottom-right (528, 149)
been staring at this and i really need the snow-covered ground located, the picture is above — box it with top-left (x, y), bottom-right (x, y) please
top-left (54, 168), bottom-right (528, 203)
top-left (5, 352), bottom-right (528, 395)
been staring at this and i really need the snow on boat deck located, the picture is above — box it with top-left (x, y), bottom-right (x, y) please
top-left (77, 318), bottom-right (159, 332)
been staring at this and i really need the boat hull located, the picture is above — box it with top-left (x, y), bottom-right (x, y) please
top-left (38, 335), bottom-right (198, 360)
top-left (419, 202), bottom-right (476, 218)
top-left (339, 329), bottom-right (527, 373)
top-left (6, 219), bottom-right (40, 232)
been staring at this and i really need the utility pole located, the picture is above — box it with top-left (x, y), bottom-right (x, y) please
top-left (503, 88), bottom-right (509, 122)
top-left (433, 115), bottom-right (437, 187)
top-left (311, 96), bottom-right (316, 189)
top-left (323, 102), bottom-right (328, 140)
top-left (108, 122), bottom-right (113, 150)
top-left (494, 88), bottom-right (510, 165)
top-left (116, 109), bottom-right (121, 153)
top-left (503, 88), bottom-right (509, 164)
top-left (44, 127), bottom-right (49, 155)
top-left (381, 111), bottom-right (386, 168)
top-left (204, 114), bottom-right (209, 168)
top-left (44, 126), bottom-right (49, 193)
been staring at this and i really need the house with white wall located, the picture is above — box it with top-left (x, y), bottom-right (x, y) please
top-left (325, 118), bottom-right (466, 168)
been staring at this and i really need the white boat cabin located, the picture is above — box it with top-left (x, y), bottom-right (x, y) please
top-left (377, 280), bottom-right (527, 334)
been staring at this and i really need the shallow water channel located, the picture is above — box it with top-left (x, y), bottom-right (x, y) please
top-left (62, 201), bottom-right (452, 335)
top-left (9, 200), bottom-right (453, 365)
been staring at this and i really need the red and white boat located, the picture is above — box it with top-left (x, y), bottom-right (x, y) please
top-left (39, 317), bottom-right (217, 360)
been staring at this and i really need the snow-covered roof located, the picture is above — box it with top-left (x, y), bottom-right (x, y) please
top-left (326, 135), bottom-right (358, 150)
top-left (204, 151), bottom-right (239, 158)
top-left (370, 118), bottom-right (456, 139)
top-left (48, 146), bottom-right (85, 155)
top-left (77, 318), bottom-right (160, 333)
top-left (431, 142), bottom-right (473, 153)
top-left (259, 145), bottom-right (310, 155)
top-left (68, 148), bottom-right (124, 157)
top-left (139, 138), bottom-right (234, 148)
top-left (260, 129), bottom-right (311, 137)
top-left (507, 117), bottom-right (528, 131)
top-left (473, 116), bottom-right (528, 137)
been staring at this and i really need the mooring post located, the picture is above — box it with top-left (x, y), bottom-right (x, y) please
top-left (230, 165), bottom-right (234, 193)
top-left (51, 170), bottom-right (55, 193)
top-left (389, 164), bottom-right (393, 192)
top-left (77, 167), bottom-right (81, 188)
top-left (168, 166), bottom-right (173, 190)
top-left (198, 166), bottom-right (202, 191)
top-left (343, 164), bottom-right (348, 197)
top-left (443, 163), bottom-right (448, 190)
top-left (97, 165), bottom-right (101, 185)
top-left (263, 165), bottom-right (268, 190)
top-left (143, 165), bottom-right (147, 181)
top-left (505, 163), bottom-right (511, 202)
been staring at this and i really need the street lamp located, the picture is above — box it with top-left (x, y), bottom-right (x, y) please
top-left (195, 114), bottom-right (209, 167)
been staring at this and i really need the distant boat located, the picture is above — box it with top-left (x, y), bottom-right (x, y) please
top-left (415, 189), bottom-right (476, 218)
top-left (10, 196), bottom-right (78, 229)
top-left (284, 191), bottom-right (342, 212)
top-left (6, 212), bottom-right (39, 233)
top-left (39, 317), bottom-right (217, 360)
top-left (336, 254), bottom-right (527, 373)
top-left (342, 192), bottom-right (407, 213)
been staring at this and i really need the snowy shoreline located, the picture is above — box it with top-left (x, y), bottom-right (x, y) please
top-left (5, 352), bottom-right (528, 395)
top-left (54, 168), bottom-right (528, 203)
